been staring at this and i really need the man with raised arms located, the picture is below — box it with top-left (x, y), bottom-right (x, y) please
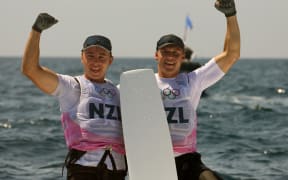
top-left (22, 13), bottom-right (127, 180)
top-left (153, 0), bottom-right (240, 179)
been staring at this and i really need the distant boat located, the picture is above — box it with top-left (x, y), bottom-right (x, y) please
top-left (181, 15), bottom-right (202, 73)
top-left (180, 61), bottom-right (201, 73)
top-left (180, 45), bottom-right (200, 73)
top-left (181, 16), bottom-right (208, 97)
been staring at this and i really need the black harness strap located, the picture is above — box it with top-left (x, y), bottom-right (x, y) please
top-left (62, 148), bottom-right (128, 176)
top-left (62, 149), bottom-right (86, 176)
top-left (98, 149), bottom-right (117, 170)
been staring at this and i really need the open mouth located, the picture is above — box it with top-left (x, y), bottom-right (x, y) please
top-left (90, 66), bottom-right (101, 74)
top-left (164, 61), bottom-right (176, 68)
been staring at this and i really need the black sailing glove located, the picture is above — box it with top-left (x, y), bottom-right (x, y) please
top-left (215, 0), bottom-right (237, 17)
top-left (32, 13), bottom-right (58, 33)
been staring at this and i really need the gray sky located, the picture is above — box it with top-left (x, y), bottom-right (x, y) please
top-left (1, 0), bottom-right (288, 59)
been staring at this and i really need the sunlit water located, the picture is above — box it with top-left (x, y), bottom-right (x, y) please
top-left (1, 57), bottom-right (287, 180)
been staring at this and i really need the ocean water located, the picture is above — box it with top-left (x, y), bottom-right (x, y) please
top-left (0, 57), bottom-right (288, 180)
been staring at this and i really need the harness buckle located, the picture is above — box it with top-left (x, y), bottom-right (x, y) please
top-left (106, 145), bottom-right (113, 151)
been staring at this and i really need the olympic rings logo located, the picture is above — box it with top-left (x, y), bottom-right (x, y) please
top-left (161, 88), bottom-right (180, 99)
top-left (99, 88), bottom-right (116, 98)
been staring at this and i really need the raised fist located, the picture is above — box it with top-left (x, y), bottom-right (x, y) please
top-left (32, 13), bottom-right (58, 33)
top-left (215, 0), bottom-right (237, 17)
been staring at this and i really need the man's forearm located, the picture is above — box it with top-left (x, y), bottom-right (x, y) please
top-left (22, 30), bottom-right (41, 76)
top-left (226, 15), bottom-right (241, 58)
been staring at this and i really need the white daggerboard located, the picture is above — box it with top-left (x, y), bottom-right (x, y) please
top-left (120, 69), bottom-right (177, 180)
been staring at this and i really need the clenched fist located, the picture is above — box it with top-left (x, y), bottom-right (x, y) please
top-left (32, 13), bottom-right (58, 33)
top-left (215, 0), bottom-right (237, 17)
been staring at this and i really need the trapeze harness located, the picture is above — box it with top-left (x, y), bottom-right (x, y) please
top-left (61, 76), bottom-right (127, 178)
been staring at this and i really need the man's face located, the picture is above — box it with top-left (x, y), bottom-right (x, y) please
top-left (155, 45), bottom-right (185, 78)
top-left (81, 46), bottom-right (113, 83)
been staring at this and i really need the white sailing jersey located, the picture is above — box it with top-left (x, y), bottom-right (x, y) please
top-left (155, 58), bottom-right (225, 155)
top-left (52, 74), bottom-right (125, 170)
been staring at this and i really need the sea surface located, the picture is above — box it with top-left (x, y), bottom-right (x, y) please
top-left (0, 57), bottom-right (288, 180)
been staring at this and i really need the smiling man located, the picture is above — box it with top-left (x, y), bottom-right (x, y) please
top-left (21, 13), bottom-right (127, 180)
top-left (153, 0), bottom-right (240, 179)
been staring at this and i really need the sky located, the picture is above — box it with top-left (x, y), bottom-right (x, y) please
top-left (1, 0), bottom-right (288, 59)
